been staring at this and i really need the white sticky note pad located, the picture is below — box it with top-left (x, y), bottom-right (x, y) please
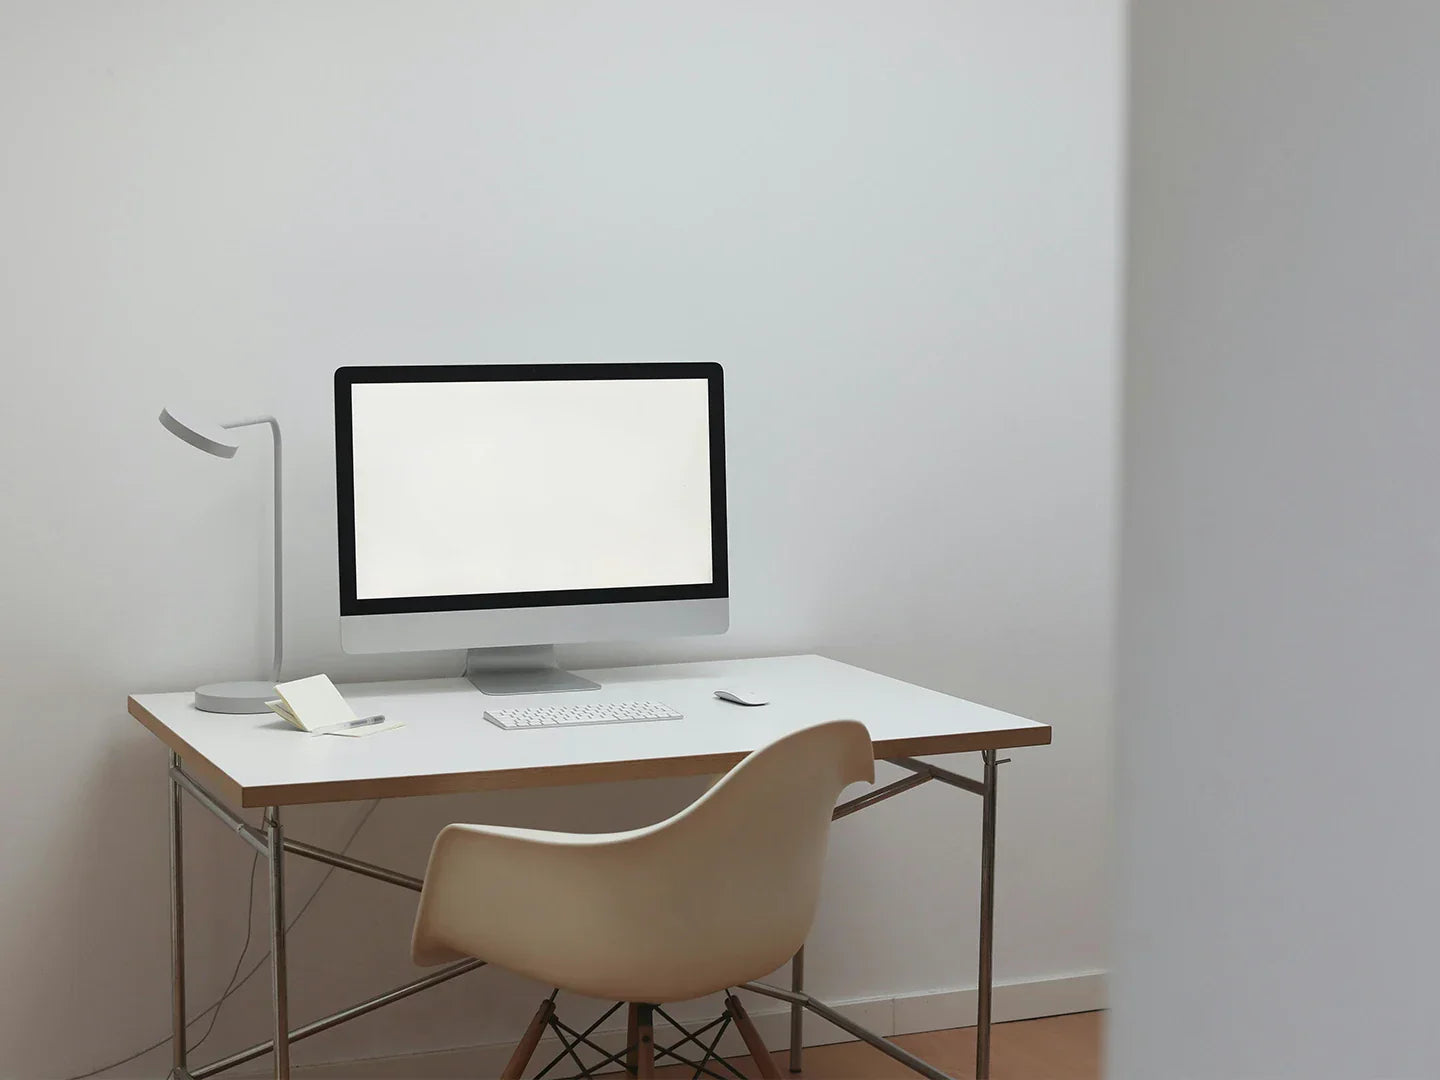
top-left (273, 674), bottom-right (359, 733)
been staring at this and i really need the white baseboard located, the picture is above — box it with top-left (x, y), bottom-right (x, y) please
top-left (277, 971), bottom-right (1105, 1079)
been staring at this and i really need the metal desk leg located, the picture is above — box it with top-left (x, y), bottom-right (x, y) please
top-left (788, 947), bottom-right (804, 1073)
top-left (975, 750), bottom-right (998, 1080)
top-left (169, 752), bottom-right (188, 1080)
top-left (266, 809), bottom-right (290, 1080)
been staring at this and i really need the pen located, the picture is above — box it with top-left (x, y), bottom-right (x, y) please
top-left (344, 714), bottom-right (386, 728)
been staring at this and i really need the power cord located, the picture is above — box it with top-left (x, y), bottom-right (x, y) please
top-left (65, 800), bottom-right (381, 1080)
top-left (191, 852), bottom-right (262, 1055)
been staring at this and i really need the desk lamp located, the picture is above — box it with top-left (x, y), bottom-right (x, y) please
top-left (159, 407), bottom-right (284, 714)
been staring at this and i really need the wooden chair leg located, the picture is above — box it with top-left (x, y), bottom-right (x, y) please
top-left (635, 1003), bottom-right (656, 1079)
top-left (626, 1002), bottom-right (641, 1076)
top-left (501, 996), bottom-right (556, 1080)
top-left (726, 994), bottom-right (781, 1079)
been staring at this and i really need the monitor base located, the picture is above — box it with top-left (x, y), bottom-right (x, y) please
top-left (464, 645), bottom-right (601, 696)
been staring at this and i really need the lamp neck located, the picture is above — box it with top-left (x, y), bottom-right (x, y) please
top-left (222, 416), bottom-right (279, 433)
top-left (222, 417), bottom-right (283, 682)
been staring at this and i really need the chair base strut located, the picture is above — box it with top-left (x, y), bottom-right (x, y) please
top-left (504, 993), bottom-right (781, 1080)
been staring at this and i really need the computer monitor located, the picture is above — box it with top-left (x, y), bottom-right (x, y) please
top-left (334, 362), bottom-right (728, 694)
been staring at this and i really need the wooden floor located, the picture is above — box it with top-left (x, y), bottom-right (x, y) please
top-left (654, 1012), bottom-right (1103, 1080)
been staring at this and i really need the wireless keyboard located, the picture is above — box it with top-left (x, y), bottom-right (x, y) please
top-left (483, 700), bottom-right (683, 731)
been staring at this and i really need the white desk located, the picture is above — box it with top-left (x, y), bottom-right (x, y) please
top-left (131, 654), bottom-right (1051, 1080)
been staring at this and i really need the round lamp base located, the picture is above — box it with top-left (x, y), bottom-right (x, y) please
top-left (194, 681), bottom-right (277, 714)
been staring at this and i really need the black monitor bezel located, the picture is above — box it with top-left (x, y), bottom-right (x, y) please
top-left (335, 362), bottom-right (728, 617)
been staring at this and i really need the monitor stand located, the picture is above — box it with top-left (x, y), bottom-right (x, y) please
top-left (464, 645), bottom-right (601, 696)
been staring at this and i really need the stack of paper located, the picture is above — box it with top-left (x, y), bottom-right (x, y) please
top-left (266, 674), bottom-right (403, 737)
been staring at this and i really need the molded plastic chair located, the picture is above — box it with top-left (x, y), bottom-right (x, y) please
top-left (410, 719), bottom-right (875, 1078)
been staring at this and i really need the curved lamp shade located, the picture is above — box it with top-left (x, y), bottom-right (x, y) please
top-left (159, 407), bottom-right (241, 458)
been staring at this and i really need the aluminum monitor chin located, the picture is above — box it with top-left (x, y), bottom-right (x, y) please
top-left (334, 363), bottom-right (728, 692)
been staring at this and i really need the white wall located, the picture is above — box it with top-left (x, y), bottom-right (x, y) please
top-left (1114, 3), bottom-right (1440, 1078)
top-left (0, 3), bottom-right (1120, 1076)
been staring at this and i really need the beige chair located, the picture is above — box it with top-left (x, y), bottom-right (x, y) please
top-left (410, 719), bottom-right (875, 1078)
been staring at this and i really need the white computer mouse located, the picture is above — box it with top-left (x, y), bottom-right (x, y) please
top-left (714, 688), bottom-right (769, 706)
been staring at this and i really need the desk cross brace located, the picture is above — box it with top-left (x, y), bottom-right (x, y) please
top-left (165, 750), bottom-right (1006, 1080)
top-left (166, 757), bottom-right (478, 1080)
top-left (776, 754), bottom-right (1005, 1079)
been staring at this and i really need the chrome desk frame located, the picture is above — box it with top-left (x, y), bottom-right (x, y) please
top-left (164, 750), bottom-right (1005, 1080)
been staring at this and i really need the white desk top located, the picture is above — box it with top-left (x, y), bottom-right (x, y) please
top-left (130, 655), bottom-right (1051, 808)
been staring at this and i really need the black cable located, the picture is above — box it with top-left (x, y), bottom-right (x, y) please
top-left (189, 852), bottom-right (263, 1054)
top-left (64, 800), bottom-right (380, 1080)
top-left (193, 800), bottom-right (383, 1031)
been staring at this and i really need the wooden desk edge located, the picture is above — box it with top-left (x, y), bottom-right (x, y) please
top-left (128, 695), bottom-right (1051, 808)
top-left (129, 696), bottom-right (249, 809)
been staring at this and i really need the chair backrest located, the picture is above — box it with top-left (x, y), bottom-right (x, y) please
top-left (626, 718), bottom-right (875, 995)
top-left (564, 722), bottom-right (875, 1002)
top-left (410, 719), bottom-right (875, 1003)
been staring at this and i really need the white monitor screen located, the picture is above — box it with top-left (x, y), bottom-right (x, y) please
top-left (345, 373), bottom-right (718, 603)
